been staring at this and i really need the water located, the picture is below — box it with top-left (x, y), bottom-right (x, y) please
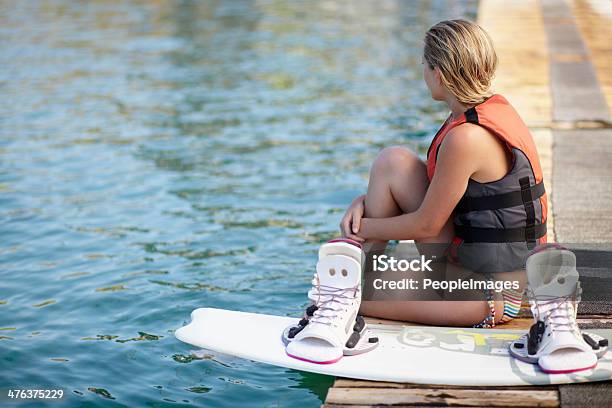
top-left (0, 1), bottom-right (476, 406)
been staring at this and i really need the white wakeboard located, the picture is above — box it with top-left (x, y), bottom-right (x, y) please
top-left (175, 307), bottom-right (612, 386)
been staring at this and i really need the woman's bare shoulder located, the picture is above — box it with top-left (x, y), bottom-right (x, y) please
top-left (444, 122), bottom-right (501, 152)
top-left (441, 122), bottom-right (490, 152)
top-left (443, 121), bottom-right (510, 182)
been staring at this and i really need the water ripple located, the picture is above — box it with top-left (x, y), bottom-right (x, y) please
top-left (0, 0), bottom-right (477, 406)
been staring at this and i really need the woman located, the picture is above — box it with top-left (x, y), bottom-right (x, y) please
top-left (341, 19), bottom-right (547, 327)
top-left (285, 19), bottom-right (548, 364)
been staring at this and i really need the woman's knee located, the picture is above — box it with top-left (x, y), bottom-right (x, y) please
top-left (372, 146), bottom-right (423, 176)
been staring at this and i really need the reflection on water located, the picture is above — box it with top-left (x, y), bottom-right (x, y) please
top-left (0, 0), bottom-right (476, 406)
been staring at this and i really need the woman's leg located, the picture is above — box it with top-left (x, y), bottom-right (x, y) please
top-left (356, 146), bottom-right (504, 325)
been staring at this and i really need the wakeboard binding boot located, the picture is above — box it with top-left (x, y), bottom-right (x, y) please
top-left (283, 238), bottom-right (378, 363)
top-left (509, 244), bottom-right (608, 373)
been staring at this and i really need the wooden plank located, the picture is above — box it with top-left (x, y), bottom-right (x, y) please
top-left (323, 405), bottom-right (481, 408)
top-left (332, 379), bottom-right (558, 391)
top-left (322, 405), bottom-right (372, 408)
top-left (541, 0), bottom-right (610, 123)
top-left (333, 379), bottom-right (406, 389)
top-left (325, 387), bottom-right (559, 407)
top-left (478, 0), bottom-right (552, 127)
top-left (571, 0), bottom-right (612, 116)
top-left (323, 405), bottom-right (493, 408)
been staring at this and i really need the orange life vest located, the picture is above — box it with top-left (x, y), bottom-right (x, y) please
top-left (426, 94), bottom-right (547, 272)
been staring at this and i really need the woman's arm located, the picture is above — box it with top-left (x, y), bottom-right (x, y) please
top-left (356, 125), bottom-right (482, 241)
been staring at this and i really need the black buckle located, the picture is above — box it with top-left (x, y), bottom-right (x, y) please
top-left (521, 184), bottom-right (533, 202)
top-left (525, 225), bottom-right (536, 241)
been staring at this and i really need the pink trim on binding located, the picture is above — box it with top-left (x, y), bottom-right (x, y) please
top-left (286, 351), bottom-right (343, 365)
top-left (327, 238), bottom-right (362, 249)
top-left (540, 362), bottom-right (597, 375)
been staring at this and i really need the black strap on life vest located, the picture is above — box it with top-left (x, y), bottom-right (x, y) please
top-left (454, 222), bottom-right (547, 243)
top-left (519, 176), bottom-right (538, 248)
top-left (455, 181), bottom-right (545, 214)
top-left (465, 106), bottom-right (479, 124)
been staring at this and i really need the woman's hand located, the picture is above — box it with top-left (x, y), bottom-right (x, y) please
top-left (340, 194), bottom-right (366, 242)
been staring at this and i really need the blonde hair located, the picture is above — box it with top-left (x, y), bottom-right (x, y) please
top-left (424, 19), bottom-right (497, 104)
